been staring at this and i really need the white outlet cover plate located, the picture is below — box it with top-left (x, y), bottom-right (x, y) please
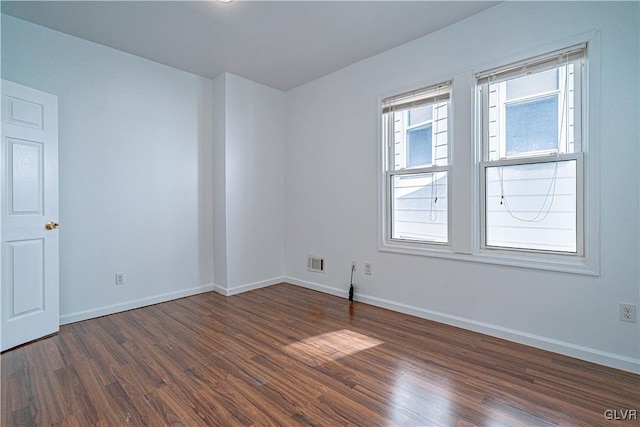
top-left (620, 303), bottom-right (637, 323)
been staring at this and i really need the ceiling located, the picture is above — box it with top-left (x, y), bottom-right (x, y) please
top-left (1, 1), bottom-right (499, 91)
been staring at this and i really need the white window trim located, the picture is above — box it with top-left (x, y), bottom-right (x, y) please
top-left (377, 32), bottom-right (600, 276)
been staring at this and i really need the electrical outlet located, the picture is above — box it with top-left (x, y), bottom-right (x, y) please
top-left (620, 303), bottom-right (636, 323)
top-left (115, 272), bottom-right (125, 286)
top-left (364, 262), bottom-right (372, 275)
top-left (351, 261), bottom-right (357, 271)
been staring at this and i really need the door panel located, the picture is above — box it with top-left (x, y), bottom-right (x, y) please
top-left (1, 80), bottom-right (59, 351)
top-left (8, 239), bottom-right (45, 316)
top-left (9, 138), bottom-right (44, 214)
top-left (5, 95), bottom-right (44, 129)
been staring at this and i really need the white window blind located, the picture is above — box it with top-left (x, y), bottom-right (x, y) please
top-left (476, 44), bottom-right (586, 85)
top-left (382, 82), bottom-right (451, 114)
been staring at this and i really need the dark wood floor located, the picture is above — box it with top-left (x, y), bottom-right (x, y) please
top-left (2, 283), bottom-right (639, 426)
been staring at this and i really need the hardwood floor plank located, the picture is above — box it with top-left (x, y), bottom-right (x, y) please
top-left (53, 365), bottom-right (100, 425)
top-left (2, 283), bottom-right (638, 426)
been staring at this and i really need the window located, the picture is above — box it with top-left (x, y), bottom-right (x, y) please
top-left (382, 83), bottom-right (451, 245)
top-left (379, 41), bottom-right (595, 274)
top-left (477, 45), bottom-right (586, 254)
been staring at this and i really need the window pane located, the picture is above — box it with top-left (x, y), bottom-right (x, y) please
top-left (407, 124), bottom-right (432, 167)
top-left (506, 95), bottom-right (558, 155)
top-left (485, 160), bottom-right (576, 253)
top-left (392, 172), bottom-right (447, 243)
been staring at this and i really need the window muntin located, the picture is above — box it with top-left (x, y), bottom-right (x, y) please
top-left (383, 83), bottom-right (451, 245)
top-left (478, 45), bottom-right (585, 255)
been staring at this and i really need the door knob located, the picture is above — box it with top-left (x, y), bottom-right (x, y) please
top-left (45, 221), bottom-right (59, 230)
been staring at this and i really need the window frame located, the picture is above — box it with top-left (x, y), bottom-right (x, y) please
top-left (382, 82), bottom-right (452, 247)
top-left (477, 45), bottom-right (586, 257)
top-left (496, 65), bottom-right (578, 159)
top-left (479, 153), bottom-right (584, 256)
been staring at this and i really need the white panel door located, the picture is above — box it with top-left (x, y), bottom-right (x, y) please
top-left (1, 80), bottom-right (59, 351)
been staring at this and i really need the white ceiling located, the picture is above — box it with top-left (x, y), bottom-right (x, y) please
top-left (1, 1), bottom-right (499, 91)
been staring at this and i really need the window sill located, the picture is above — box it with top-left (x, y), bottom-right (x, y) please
top-left (379, 241), bottom-right (598, 276)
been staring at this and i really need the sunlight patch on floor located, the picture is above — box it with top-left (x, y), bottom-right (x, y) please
top-left (284, 329), bottom-right (383, 366)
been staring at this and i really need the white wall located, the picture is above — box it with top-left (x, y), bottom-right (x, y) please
top-left (0, 12), bottom-right (3, 348)
top-left (213, 72), bottom-right (286, 294)
top-left (212, 74), bottom-right (228, 288)
top-left (1, 15), bottom-right (215, 323)
top-left (284, 2), bottom-right (640, 372)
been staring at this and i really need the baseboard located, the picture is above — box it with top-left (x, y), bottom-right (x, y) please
top-left (213, 276), bottom-right (285, 297)
top-left (284, 276), bottom-right (640, 374)
top-left (59, 284), bottom-right (215, 325)
top-left (283, 277), bottom-right (349, 299)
